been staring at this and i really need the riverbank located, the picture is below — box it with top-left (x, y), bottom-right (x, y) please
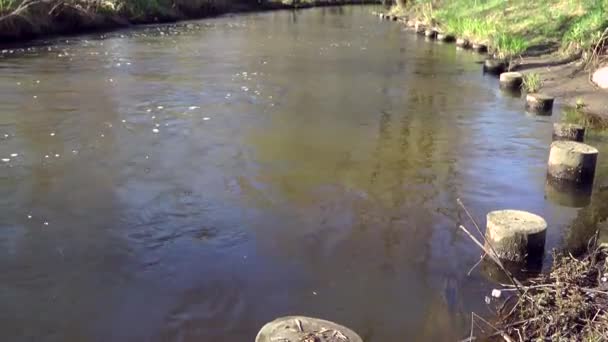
top-left (387, 0), bottom-right (608, 118)
top-left (0, 0), bottom-right (380, 44)
top-left (487, 247), bottom-right (608, 341)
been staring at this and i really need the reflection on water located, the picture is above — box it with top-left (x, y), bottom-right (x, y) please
top-left (1, 6), bottom-right (608, 342)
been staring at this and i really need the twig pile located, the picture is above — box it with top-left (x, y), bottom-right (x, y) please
top-left (457, 199), bottom-right (608, 341)
top-left (493, 248), bottom-right (608, 341)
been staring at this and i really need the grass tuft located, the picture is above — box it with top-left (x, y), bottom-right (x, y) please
top-left (494, 33), bottom-right (528, 59)
top-left (521, 72), bottom-right (542, 93)
top-left (562, 108), bottom-right (608, 131)
top-left (412, 0), bottom-right (608, 56)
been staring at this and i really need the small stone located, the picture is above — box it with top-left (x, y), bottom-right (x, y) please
top-left (592, 66), bottom-right (608, 89)
top-left (45, 155), bottom-right (49, 158)
top-left (152, 128), bottom-right (160, 133)
top-left (50, 132), bottom-right (55, 136)
top-left (27, 215), bottom-right (32, 219)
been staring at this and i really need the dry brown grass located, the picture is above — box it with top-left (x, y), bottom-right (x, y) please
top-left (457, 200), bottom-right (608, 341)
top-left (491, 248), bottom-right (608, 341)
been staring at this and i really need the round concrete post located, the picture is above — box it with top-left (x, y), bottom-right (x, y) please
top-left (547, 141), bottom-right (598, 186)
top-left (256, 316), bottom-right (363, 342)
top-left (485, 210), bottom-right (547, 262)
top-left (424, 29), bottom-right (437, 39)
top-left (415, 22), bottom-right (425, 34)
top-left (456, 38), bottom-right (471, 48)
top-left (437, 33), bottom-right (455, 42)
top-left (472, 43), bottom-right (488, 53)
top-left (526, 93), bottom-right (554, 114)
top-left (553, 123), bottom-right (585, 142)
top-left (499, 72), bottom-right (523, 90)
top-left (483, 59), bottom-right (507, 75)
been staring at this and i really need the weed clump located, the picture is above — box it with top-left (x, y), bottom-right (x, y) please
top-left (521, 72), bottom-right (542, 93)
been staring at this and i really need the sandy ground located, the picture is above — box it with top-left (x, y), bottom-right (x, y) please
top-left (513, 55), bottom-right (608, 117)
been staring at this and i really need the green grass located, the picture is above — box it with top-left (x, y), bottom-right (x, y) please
top-left (0, 0), bottom-right (19, 13)
top-left (562, 4), bottom-right (608, 51)
top-left (494, 32), bottom-right (528, 59)
top-left (439, 18), bottom-right (497, 43)
top-left (404, 0), bottom-right (608, 54)
top-left (522, 72), bottom-right (543, 93)
top-left (562, 108), bottom-right (608, 132)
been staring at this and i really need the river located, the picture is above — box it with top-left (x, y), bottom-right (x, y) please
top-left (1, 5), bottom-right (608, 342)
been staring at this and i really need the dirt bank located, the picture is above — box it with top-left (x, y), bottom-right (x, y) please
top-left (378, 11), bottom-right (608, 119)
top-left (385, 0), bottom-right (608, 119)
top-left (0, 0), bottom-right (381, 45)
top-left (512, 55), bottom-right (608, 118)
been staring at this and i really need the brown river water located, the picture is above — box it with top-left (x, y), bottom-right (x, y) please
top-left (2, 5), bottom-right (608, 342)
